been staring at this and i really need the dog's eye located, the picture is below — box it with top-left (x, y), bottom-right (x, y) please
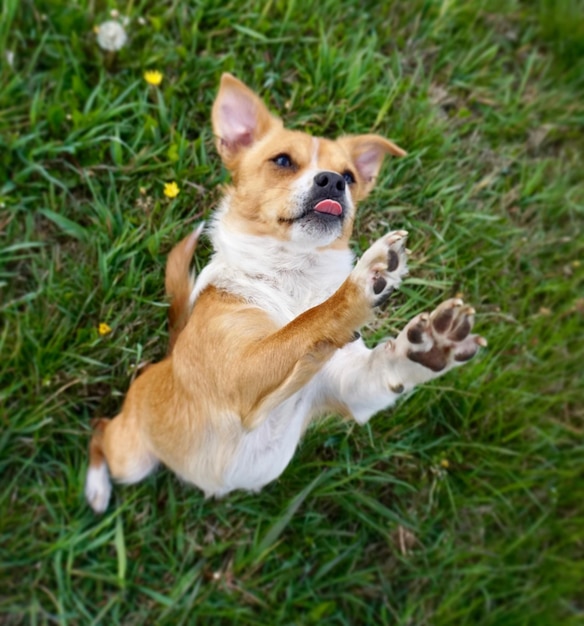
top-left (272, 154), bottom-right (293, 168)
top-left (342, 170), bottom-right (356, 185)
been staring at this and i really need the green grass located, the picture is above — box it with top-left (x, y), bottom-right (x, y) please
top-left (1, 0), bottom-right (583, 623)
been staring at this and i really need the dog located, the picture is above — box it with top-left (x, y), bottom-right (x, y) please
top-left (85, 73), bottom-right (486, 513)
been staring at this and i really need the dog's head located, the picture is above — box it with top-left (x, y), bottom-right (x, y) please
top-left (212, 73), bottom-right (405, 247)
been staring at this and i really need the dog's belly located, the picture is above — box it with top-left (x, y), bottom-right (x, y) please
top-left (164, 396), bottom-right (311, 497)
top-left (217, 392), bottom-right (314, 495)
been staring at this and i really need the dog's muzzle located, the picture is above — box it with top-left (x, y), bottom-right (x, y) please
top-left (310, 171), bottom-right (346, 218)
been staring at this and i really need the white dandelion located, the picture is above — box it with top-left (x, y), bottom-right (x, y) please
top-left (96, 20), bottom-right (127, 52)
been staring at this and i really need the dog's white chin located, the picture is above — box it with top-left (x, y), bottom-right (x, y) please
top-left (289, 218), bottom-right (343, 248)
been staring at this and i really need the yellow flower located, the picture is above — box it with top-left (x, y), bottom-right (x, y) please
top-left (164, 181), bottom-right (180, 198)
top-left (440, 459), bottom-right (450, 469)
top-left (144, 70), bottom-right (163, 86)
top-left (98, 322), bottom-right (112, 336)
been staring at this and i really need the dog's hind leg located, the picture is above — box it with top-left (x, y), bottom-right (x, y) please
top-left (85, 412), bottom-right (158, 513)
top-left (315, 298), bottom-right (486, 424)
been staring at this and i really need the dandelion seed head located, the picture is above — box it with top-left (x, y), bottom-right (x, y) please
top-left (96, 20), bottom-right (128, 51)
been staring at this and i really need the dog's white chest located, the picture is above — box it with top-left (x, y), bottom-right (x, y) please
top-left (249, 259), bottom-right (349, 321)
top-left (191, 223), bottom-right (355, 323)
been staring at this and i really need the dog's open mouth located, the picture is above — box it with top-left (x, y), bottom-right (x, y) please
top-left (279, 198), bottom-right (344, 224)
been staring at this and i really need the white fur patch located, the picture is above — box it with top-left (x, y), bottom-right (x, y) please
top-left (191, 201), bottom-right (355, 324)
top-left (85, 463), bottom-right (112, 514)
top-left (310, 137), bottom-right (320, 168)
top-left (220, 393), bottom-right (312, 494)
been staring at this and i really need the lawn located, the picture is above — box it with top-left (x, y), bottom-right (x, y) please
top-left (1, 0), bottom-right (583, 623)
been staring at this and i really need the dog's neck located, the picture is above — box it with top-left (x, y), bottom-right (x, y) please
top-left (214, 196), bottom-right (353, 272)
top-left (190, 198), bottom-right (355, 321)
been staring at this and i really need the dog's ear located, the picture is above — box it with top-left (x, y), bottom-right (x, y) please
top-left (212, 73), bottom-right (281, 168)
top-left (337, 134), bottom-right (406, 196)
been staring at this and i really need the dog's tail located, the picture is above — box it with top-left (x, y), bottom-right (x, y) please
top-left (165, 223), bottom-right (204, 353)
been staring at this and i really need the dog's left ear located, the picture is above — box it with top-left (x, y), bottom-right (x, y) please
top-left (212, 73), bottom-right (282, 169)
top-left (337, 134), bottom-right (406, 196)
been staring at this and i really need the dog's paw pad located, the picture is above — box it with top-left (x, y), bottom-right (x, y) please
top-left (406, 312), bottom-right (430, 345)
top-left (430, 299), bottom-right (480, 346)
top-left (387, 248), bottom-right (401, 272)
top-left (373, 273), bottom-right (388, 295)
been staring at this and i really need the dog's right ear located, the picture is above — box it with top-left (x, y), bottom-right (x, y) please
top-left (212, 73), bottom-right (281, 168)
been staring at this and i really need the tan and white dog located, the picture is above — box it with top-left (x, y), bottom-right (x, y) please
top-left (85, 74), bottom-right (485, 513)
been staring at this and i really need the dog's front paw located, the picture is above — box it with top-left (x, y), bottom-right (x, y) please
top-left (352, 230), bottom-right (409, 307)
top-left (399, 298), bottom-right (486, 372)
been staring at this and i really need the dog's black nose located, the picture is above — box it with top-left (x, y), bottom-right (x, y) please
top-left (314, 171), bottom-right (345, 195)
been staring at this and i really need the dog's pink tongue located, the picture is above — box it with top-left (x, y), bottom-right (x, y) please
top-left (314, 199), bottom-right (342, 216)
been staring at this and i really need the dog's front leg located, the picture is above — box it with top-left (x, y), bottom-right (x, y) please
top-left (316, 299), bottom-right (486, 424)
top-left (240, 231), bottom-right (409, 428)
